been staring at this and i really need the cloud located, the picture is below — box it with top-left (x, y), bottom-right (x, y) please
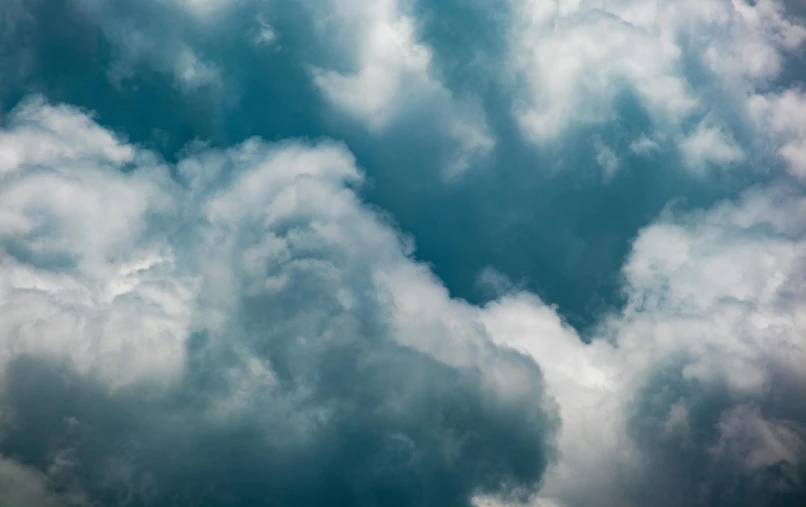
top-left (0, 96), bottom-right (556, 506)
top-left (678, 117), bottom-right (744, 172)
top-left (0, 96), bottom-right (192, 387)
top-left (750, 88), bottom-right (806, 179)
top-left (75, 0), bottom-right (224, 93)
top-left (310, 0), bottom-right (434, 130)
top-left (594, 137), bottom-right (620, 180)
top-left (2, 2), bottom-right (806, 507)
top-left (482, 184), bottom-right (806, 507)
top-left (9, 0), bottom-right (493, 176)
top-left (509, 2), bottom-right (696, 142)
top-left (175, 0), bottom-right (240, 17)
top-left (254, 15), bottom-right (278, 47)
top-left (505, 0), bottom-right (805, 175)
top-left (310, 0), bottom-right (495, 175)
top-left (0, 456), bottom-right (82, 507)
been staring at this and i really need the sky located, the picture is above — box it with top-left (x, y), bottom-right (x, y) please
top-left (0, 0), bottom-right (805, 506)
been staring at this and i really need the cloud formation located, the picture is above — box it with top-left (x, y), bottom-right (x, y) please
top-left (485, 185), bottom-right (806, 507)
top-left (309, 0), bottom-right (495, 175)
top-left (0, 97), bottom-right (556, 506)
top-left (505, 0), bottom-right (805, 175)
top-left (0, 1), bottom-right (805, 506)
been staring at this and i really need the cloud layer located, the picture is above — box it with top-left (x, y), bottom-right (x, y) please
top-left (0, 1), bottom-right (805, 506)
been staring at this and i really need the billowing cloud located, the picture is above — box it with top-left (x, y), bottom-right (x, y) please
top-left (0, 96), bottom-right (190, 387)
top-left (310, 0), bottom-right (494, 175)
top-left (481, 184), bottom-right (806, 507)
top-left (750, 88), bottom-right (806, 179)
top-left (0, 97), bottom-right (556, 506)
top-left (505, 0), bottom-right (805, 175)
top-left (310, 0), bottom-right (434, 129)
top-left (1, 1), bottom-right (806, 506)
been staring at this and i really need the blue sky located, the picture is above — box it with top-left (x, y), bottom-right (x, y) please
top-left (0, 1), bottom-right (805, 506)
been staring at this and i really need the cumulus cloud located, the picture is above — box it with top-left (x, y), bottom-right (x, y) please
top-left (678, 117), bottom-right (744, 171)
top-left (310, 0), bottom-right (434, 129)
top-left (509, 1), bottom-right (695, 142)
top-left (2, 1), bottom-right (806, 507)
top-left (5, 95), bottom-right (804, 507)
top-left (505, 0), bottom-right (805, 175)
top-left (0, 96), bottom-right (192, 387)
top-left (750, 88), bottom-right (806, 179)
top-left (482, 185), bottom-right (806, 507)
top-left (310, 0), bottom-right (495, 175)
top-left (0, 97), bottom-right (555, 506)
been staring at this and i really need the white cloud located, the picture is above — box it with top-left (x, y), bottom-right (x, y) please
top-left (0, 96), bottom-right (556, 504)
top-left (481, 294), bottom-right (636, 507)
top-left (173, 47), bottom-right (221, 90)
top-left (4, 0), bottom-right (806, 504)
top-left (0, 96), bottom-right (538, 424)
top-left (508, 0), bottom-right (695, 142)
top-left (311, 0), bottom-right (434, 130)
top-left (505, 0), bottom-right (805, 175)
top-left (615, 191), bottom-right (806, 393)
top-left (678, 118), bottom-right (744, 171)
top-left (725, 0), bottom-right (796, 63)
top-left (594, 137), bottom-right (620, 180)
top-left (175, 0), bottom-right (238, 17)
top-left (0, 97), bottom-right (197, 388)
top-left (750, 89), bottom-right (806, 179)
top-left (310, 0), bottom-right (494, 174)
top-left (254, 15), bottom-right (278, 47)
top-left (630, 135), bottom-right (661, 155)
top-left (479, 184), bottom-right (806, 506)
top-left (0, 96), bottom-right (134, 174)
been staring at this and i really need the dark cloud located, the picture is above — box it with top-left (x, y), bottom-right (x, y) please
top-left (2, 341), bottom-right (554, 507)
top-left (628, 362), bottom-right (806, 507)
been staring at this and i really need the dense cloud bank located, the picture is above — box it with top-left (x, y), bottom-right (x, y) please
top-left (0, 98), bottom-right (557, 506)
top-left (0, 0), bottom-right (805, 506)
